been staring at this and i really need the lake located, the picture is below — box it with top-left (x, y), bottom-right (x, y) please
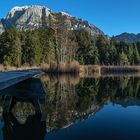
top-left (0, 75), bottom-right (140, 140)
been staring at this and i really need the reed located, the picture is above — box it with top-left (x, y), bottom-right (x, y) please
top-left (0, 64), bottom-right (5, 72)
top-left (101, 66), bottom-right (140, 74)
top-left (45, 61), bottom-right (80, 74)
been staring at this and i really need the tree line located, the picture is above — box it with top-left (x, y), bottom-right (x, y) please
top-left (0, 27), bottom-right (140, 67)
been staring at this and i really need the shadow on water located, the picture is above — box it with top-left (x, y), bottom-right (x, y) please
top-left (0, 78), bottom-right (46, 140)
top-left (0, 74), bottom-right (140, 139)
top-left (3, 113), bottom-right (46, 140)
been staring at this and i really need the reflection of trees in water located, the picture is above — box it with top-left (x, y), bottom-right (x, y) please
top-left (41, 76), bottom-right (140, 131)
top-left (98, 77), bottom-right (140, 106)
top-left (41, 75), bottom-right (79, 131)
top-left (0, 76), bottom-right (140, 133)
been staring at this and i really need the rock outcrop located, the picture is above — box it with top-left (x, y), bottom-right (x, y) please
top-left (0, 5), bottom-right (104, 38)
top-left (0, 21), bottom-right (4, 34)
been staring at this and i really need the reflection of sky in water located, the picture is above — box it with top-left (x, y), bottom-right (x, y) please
top-left (0, 76), bottom-right (140, 140)
top-left (0, 121), bottom-right (3, 140)
top-left (45, 103), bottom-right (140, 140)
top-left (0, 98), bottom-right (140, 140)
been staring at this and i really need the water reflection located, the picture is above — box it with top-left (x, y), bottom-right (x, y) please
top-left (3, 113), bottom-right (46, 140)
top-left (0, 78), bottom-right (46, 140)
top-left (41, 75), bottom-right (140, 131)
top-left (0, 75), bottom-right (140, 140)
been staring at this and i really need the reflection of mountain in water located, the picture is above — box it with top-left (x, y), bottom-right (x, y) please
top-left (11, 102), bottom-right (35, 124)
top-left (0, 75), bottom-right (140, 135)
top-left (116, 97), bottom-right (140, 107)
top-left (41, 76), bottom-right (140, 131)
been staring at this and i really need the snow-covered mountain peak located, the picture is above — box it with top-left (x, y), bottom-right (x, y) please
top-left (6, 6), bottom-right (29, 18)
top-left (0, 5), bottom-right (104, 38)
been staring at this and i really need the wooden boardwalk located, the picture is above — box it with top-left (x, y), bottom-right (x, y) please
top-left (0, 70), bottom-right (43, 91)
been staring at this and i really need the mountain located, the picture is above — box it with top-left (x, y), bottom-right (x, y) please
top-left (0, 5), bottom-right (104, 38)
top-left (116, 97), bottom-right (140, 108)
top-left (115, 32), bottom-right (140, 43)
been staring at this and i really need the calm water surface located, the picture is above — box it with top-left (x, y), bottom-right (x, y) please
top-left (0, 75), bottom-right (140, 140)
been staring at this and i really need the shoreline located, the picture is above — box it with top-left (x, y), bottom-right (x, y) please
top-left (1, 65), bottom-right (140, 75)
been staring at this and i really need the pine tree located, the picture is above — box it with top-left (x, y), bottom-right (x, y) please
top-left (119, 52), bottom-right (129, 65)
top-left (133, 45), bottom-right (140, 64)
top-left (96, 35), bottom-right (110, 65)
top-left (0, 27), bottom-right (22, 67)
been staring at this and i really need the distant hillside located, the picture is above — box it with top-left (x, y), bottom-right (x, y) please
top-left (115, 32), bottom-right (140, 43)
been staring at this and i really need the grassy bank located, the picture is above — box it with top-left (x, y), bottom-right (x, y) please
top-left (43, 61), bottom-right (80, 74)
top-left (1, 64), bottom-right (140, 76)
top-left (0, 64), bottom-right (42, 72)
top-left (101, 66), bottom-right (140, 74)
top-left (80, 65), bottom-right (140, 75)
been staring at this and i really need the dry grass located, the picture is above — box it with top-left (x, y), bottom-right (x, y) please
top-left (80, 65), bottom-right (101, 77)
top-left (0, 64), bottom-right (5, 72)
top-left (101, 66), bottom-right (140, 74)
top-left (0, 64), bottom-right (42, 72)
top-left (0, 64), bottom-right (18, 72)
top-left (40, 63), bottom-right (49, 71)
top-left (46, 61), bottom-right (80, 74)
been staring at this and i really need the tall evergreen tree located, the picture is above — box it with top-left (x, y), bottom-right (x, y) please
top-left (133, 44), bottom-right (140, 64)
top-left (0, 27), bottom-right (22, 67)
top-left (119, 52), bottom-right (129, 65)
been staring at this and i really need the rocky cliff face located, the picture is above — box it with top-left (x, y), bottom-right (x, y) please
top-left (2, 6), bottom-right (51, 30)
top-left (0, 21), bottom-right (4, 34)
top-left (0, 5), bottom-right (104, 38)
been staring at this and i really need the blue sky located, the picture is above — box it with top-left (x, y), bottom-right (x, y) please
top-left (0, 0), bottom-right (140, 36)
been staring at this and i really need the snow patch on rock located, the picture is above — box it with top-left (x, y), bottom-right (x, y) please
top-left (61, 11), bottom-right (72, 17)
